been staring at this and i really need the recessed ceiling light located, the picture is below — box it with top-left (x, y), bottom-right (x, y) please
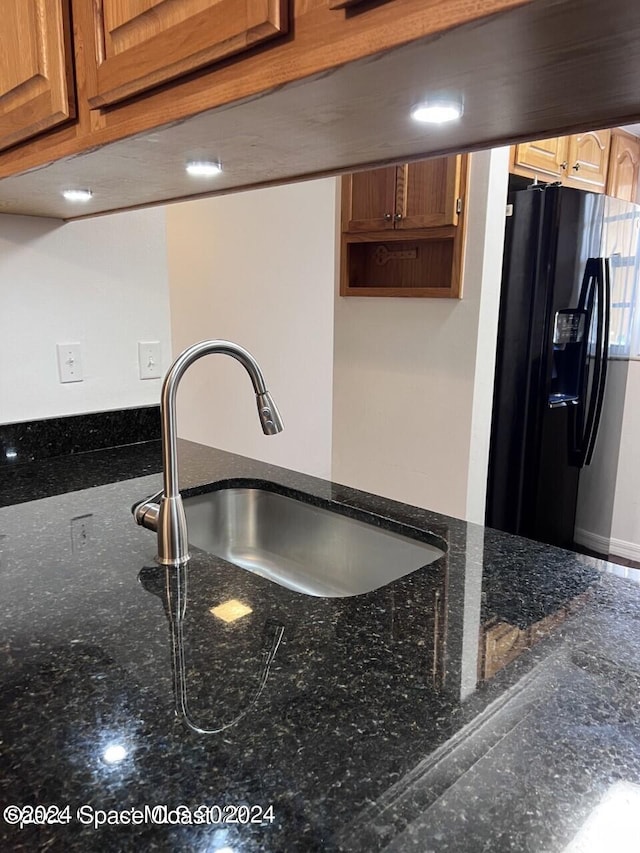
top-left (62, 188), bottom-right (93, 202)
top-left (410, 100), bottom-right (464, 124)
top-left (186, 160), bottom-right (223, 177)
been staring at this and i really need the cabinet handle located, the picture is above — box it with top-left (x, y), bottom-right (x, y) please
top-left (394, 213), bottom-right (403, 222)
top-left (573, 163), bottom-right (581, 171)
top-left (560, 161), bottom-right (568, 170)
top-left (384, 213), bottom-right (393, 221)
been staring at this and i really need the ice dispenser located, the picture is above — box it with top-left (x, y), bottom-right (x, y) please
top-left (548, 309), bottom-right (587, 408)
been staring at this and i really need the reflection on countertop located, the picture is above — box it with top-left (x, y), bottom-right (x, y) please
top-left (0, 439), bottom-right (638, 852)
top-left (140, 562), bottom-right (286, 735)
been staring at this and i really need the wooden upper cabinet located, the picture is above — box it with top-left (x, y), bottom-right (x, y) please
top-left (511, 136), bottom-right (569, 180)
top-left (396, 157), bottom-right (461, 228)
top-left (87, 0), bottom-right (290, 107)
top-left (0, 0), bottom-right (75, 152)
top-left (606, 130), bottom-right (640, 203)
top-left (511, 128), bottom-right (613, 191)
top-left (564, 129), bottom-right (611, 192)
top-left (342, 156), bottom-right (462, 233)
top-left (342, 166), bottom-right (396, 232)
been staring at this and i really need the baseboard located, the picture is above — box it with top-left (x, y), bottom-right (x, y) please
top-left (573, 527), bottom-right (610, 555)
top-left (574, 527), bottom-right (640, 562)
top-left (608, 537), bottom-right (640, 563)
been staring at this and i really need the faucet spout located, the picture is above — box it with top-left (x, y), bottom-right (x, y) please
top-left (134, 340), bottom-right (283, 566)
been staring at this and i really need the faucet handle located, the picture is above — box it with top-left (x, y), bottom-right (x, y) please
top-left (132, 489), bottom-right (163, 530)
top-left (131, 489), bottom-right (163, 515)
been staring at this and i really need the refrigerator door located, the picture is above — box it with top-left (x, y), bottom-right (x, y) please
top-left (577, 199), bottom-right (639, 467)
top-left (485, 185), bottom-right (546, 535)
top-left (574, 198), bottom-right (640, 553)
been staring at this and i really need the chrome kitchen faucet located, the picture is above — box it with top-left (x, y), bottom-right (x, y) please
top-left (133, 340), bottom-right (283, 566)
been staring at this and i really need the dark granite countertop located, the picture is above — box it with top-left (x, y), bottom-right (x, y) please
top-left (0, 439), bottom-right (163, 508)
top-left (1, 440), bottom-right (639, 852)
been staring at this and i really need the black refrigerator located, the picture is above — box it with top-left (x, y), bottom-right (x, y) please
top-left (486, 178), bottom-right (617, 550)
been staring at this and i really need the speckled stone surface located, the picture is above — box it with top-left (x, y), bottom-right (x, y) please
top-left (0, 440), bottom-right (638, 852)
top-left (0, 405), bottom-right (161, 466)
top-left (0, 440), bottom-right (162, 508)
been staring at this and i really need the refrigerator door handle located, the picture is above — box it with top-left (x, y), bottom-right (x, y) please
top-left (584, 257), bottom-right (610, 465)
top-left (574, 257), bottom-right (609, 468)
top-left (568, 260), bottom-right (596, 465)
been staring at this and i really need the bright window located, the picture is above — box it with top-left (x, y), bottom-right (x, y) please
top-left (603, 203), bottom-right (640, 357)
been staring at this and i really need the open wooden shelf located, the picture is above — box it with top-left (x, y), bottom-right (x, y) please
top-left (342, 229), bottom-right (460, 297)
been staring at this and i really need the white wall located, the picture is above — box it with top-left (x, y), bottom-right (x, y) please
top-left (332, 149), bottom-right (509, 520)
top-left (610, 361), bottom-right (640, 560)
top-left (464, 149), bottom-right (511, 522)
top-left (575, 359), bottom-right (628, 552)
top-left (165, 179), bottom-right (336, 480)
top-left (0, 209), bottom-right (171, 424)
top-left (575, 358), bottom-right (640, 562)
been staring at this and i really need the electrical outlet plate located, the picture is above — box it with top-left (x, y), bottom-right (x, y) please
top-left (71, 514), bottom-right (93, 553)
top-left (138, 341), bottom-right (162, 380)
top-left (57, 343), bottom-right (83, 383)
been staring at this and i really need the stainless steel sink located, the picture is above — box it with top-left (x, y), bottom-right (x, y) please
top-left (183, 486), bottom-right (445, 597)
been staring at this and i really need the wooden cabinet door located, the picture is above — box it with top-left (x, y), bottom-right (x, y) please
top-left (87, 0), bottom-right (289, 107)
top-left (511, 136), bottom-right (569, 179)
top-left (396, 156), bottom-right (461, 229)
top-left (341, 167), bottom-right (396, 232)
top-left (606, 130), bottom-right (640, 203)
top-left (564, 129), bottom-right (611, 192)
top-left (0, 0), bottom-right (74, 152)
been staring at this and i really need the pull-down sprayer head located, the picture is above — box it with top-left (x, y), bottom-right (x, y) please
top-left (256, 391), bottom-right (284, 436)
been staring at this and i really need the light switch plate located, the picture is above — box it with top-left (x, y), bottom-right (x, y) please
top-left (138, 341), bottom-right (162, 380)
top-left (57, 343), bottom-right (83, 383)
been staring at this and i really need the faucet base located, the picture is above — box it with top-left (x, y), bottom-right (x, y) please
top-left (157, 494), bottom-right (190, 566)
top-left (156, 555), bottom-right (190, 567)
